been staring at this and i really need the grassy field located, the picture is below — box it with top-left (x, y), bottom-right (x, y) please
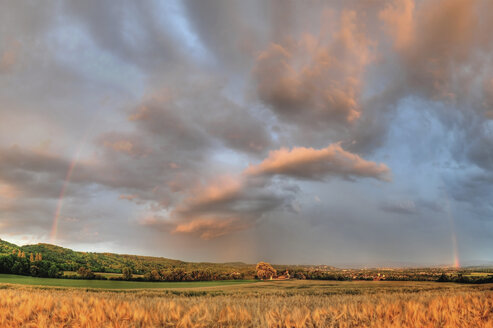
top-left (0, 279), bottom-right (492, 326)
top-left (0, 274), bottom-right (255, 289)
top-left (465, 272), bottom-right (493, 277)
top-left (63, 271), bottom-right (145, 279)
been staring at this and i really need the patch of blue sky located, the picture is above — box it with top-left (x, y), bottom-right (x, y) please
top-left (208, 146), bottom-right (252, 174)
top-left (151, 0), bottom-right (212, 66)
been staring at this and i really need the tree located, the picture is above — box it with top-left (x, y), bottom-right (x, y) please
top-left (144, 269), bottom-right (161, 281)
top-left (12, 262), bottom-right (22, 275)
top-left (256, 262), bottom-right (276, 280)
top-left (295, 272), bottom-right (306, 280)
top-left (77, 266), bottom-right (95, 279)
top-left (48, 264), bottom-right (59, 278)
top-left (437, 273), bottom-right (449, 282)
top-left (29, 253), bottom-right (34, 262)
top-left (150, 269), bottom-right (161, 281)
top-left (30, 265), bottom-right (40, 276)
top-left (122, 267), bottom-right (133, 280)
top-left (0, 255), bottom-right (15, 273)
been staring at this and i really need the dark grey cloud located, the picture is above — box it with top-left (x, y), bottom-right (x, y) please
top-left (380, 200), bottom-right (417, 215)
top-left (127, 84), bottom-right (272, 155)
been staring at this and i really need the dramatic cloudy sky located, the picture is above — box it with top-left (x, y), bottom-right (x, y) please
top-left (1, 0), bottom-right (493, 266)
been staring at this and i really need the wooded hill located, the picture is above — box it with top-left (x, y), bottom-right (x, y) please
top-left (0, 239), bottom-right (252, 275)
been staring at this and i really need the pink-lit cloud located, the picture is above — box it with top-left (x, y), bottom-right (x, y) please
top-left (0, 41), bottom-right (20, 73)
top-left (254, 10), bottom-right (372, 127)
top-left (246, 144), bottom-right (390, 181)
top-left (172, 217), bottom-right (250, 240)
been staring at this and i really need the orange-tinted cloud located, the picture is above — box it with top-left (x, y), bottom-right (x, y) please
top-left (172, 217), bottom-right (250, 240)
top-left (162, 175), bottom-right (258, 239)
top-left (104, 140), bottom-right (134, 153)
top-left (379, 0), bottom-right (415, 51)
top-left (119, 194), bottom-right (138, 201)
top-left (254, 10), bottom-right (371, 127)
top-left (98, 132), bottom-right (151, 158)
top-left (380, 0), bottom-right (482, 100)
top-left (246, 143), bottom-right (390, 181)
top-left (178, 175), bottom-right (243, 212)
top-left (0, 41), bottom-right (20, 73)
top-left (0, 182), bottom-right (20, 200)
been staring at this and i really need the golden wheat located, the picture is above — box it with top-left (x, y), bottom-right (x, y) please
top-left (0, 285), bottom-right (492, 327)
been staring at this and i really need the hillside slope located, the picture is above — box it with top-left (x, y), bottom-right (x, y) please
top-left (0, 239), bottom-right (19, 255)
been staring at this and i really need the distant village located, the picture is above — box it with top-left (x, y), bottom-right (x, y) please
top-left (268, 264), bottom-right (492, 282)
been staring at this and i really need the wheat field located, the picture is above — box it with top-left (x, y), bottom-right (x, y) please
top-left (0, 282), bottom-right (492, 327)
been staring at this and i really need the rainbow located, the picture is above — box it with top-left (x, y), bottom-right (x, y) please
top-left (444, 196), bottom-right (460, 268)
top-left (49, 143), bottom-right (85, 243)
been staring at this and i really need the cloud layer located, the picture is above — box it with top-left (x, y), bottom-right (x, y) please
top-left (1, 0), bottom-right (493, 265)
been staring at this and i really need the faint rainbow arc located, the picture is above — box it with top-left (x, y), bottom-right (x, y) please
top-left (443, 194), bottom-right (460, 268)
top-left (49, 139), bottom-right (87, 244)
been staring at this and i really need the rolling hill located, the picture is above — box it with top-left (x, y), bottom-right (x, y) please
top-left (0, 238), bottom-right (252, 274)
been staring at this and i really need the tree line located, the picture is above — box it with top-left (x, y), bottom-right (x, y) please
top-left (61, 266), bottom-right (246, 281)
top-left (0, 251), bottom-right (60, 278)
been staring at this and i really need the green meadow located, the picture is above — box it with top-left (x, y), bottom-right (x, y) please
top-left (0, 274), bottom-right (256, 289)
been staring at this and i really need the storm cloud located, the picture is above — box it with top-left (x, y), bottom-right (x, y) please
top-left (0, 0), bottom-right (492, 266)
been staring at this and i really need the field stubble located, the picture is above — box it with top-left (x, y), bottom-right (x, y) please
top-left (0, 280), bottom-right (492, 327)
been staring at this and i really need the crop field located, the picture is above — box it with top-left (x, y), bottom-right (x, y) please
top-left (0, 279), bottom-right (492, 327)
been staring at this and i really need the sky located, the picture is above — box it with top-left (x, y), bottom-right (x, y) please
top-left (1, 0), bottom-right (493, 267)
